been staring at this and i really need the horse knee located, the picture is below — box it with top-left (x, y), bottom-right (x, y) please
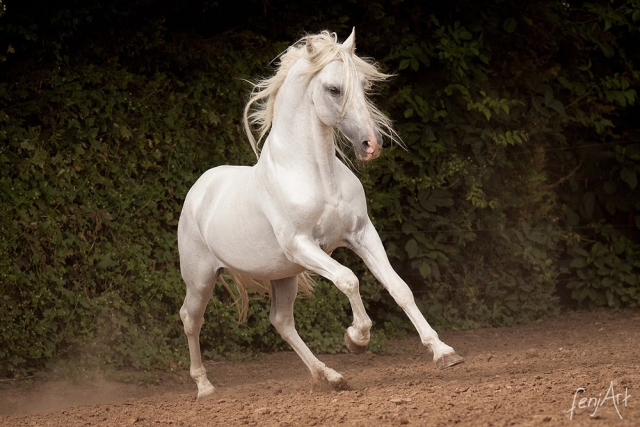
top-left (270, 312), bottom-right (295, 338)
top-left (269, 311), bottom-right (292, 329)
top-left (180, 305), bottom-right (203, 336)
top-left (334, 268), bottom-right (359, 295)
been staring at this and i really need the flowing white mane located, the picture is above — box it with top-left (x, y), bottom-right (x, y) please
top-left (243, 30), bottom-right (400, 158)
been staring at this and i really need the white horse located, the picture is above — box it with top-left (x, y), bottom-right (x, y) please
top-left (178, 29), bottom-right (463, 399)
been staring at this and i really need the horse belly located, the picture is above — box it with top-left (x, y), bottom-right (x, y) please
top-left (191, 168), bottom-right (303, 280)
top-left (207, 217), bottom-right (303, 280)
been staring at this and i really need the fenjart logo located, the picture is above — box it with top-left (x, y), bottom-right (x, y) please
top-left (567, 381), bottom-right (631, 420)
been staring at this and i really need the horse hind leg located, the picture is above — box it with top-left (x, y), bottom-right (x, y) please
top-left (179, 247), bottom-right (220, 400)
top-left (269, 277), bottom-right (348, 391)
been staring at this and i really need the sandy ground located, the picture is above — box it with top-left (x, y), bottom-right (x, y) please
top-left (1, 310), bottom-right (638, 426)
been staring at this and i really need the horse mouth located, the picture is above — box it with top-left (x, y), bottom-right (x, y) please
top-left (356, 151), bottom-right (381, 161)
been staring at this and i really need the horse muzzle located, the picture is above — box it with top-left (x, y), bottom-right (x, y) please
top-left (355, 132), bottom-right (382, 161)
top-left (357, 139), bottom-right (381, 160)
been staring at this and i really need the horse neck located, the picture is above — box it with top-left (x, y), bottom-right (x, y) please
top-left (258, 77), bottom-right (339, 185)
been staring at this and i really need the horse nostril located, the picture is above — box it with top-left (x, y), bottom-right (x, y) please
top-left (362, 140), bottom-right (370, 149)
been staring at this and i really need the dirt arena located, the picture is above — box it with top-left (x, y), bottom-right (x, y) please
top-left (1, 310), bottom-right (638, 426)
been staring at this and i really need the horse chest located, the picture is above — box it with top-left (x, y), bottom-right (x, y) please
top-left (312, 203), bottom-right (342, 231)
top-left (310, 199), bottom-right (363, 249)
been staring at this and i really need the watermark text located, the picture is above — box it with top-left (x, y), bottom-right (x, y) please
top-left (567, 381), bottom-right (630, 420)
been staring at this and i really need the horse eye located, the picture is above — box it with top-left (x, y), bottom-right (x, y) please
top-left (327, 86), bottom-right (341, 96)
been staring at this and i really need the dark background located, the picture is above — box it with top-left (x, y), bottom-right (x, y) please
top-left (1, 0), bottom-right (639, 376)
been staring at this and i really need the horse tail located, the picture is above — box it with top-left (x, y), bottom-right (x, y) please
top-left (219, 270), bottom-right (316, 323)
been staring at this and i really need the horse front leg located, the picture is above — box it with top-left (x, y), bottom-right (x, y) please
top-left (351, 221), bottom-right (464, 369)
top-left (285, 237), bottom-right (374, 354)
top-left (270, 277), bottom-right (348, 390)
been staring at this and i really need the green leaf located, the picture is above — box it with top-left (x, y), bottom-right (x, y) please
top-left (570, 257), bottom-right (587, 269)
top-left (620, 167), bottom-right (637, 189)
top-left (98, 255), bottom-right (117, 269)
top-left (20, 139), bottom-right (35, 150)
top-left (459, 30), bottom-right (472, 40)
top-left (581, 192), bottom-right (595, 219)
top-left (548, 99), bottom-right (566, 116)
top-left (565, 207), bottom-right (580, 227)
top-left (597, 42), bottom-right (614, 57)
top-left (503, 17), bottom-right (517, 33)
top-left (571, 246), bottom-right (590, 257)
top-left (405, 239), bottom-right (419, 259)
top-left (418, 263), bottom-right (431, 278)
top-left (411, 58), bottom-right (419, 72)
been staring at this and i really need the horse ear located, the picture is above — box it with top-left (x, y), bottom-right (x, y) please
top-left (342, 27), bottom-right (356, 54)
top-left (306, 38), bottom-right (315, 56)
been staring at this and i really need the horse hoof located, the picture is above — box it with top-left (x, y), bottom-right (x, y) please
top-left (344, 331), bottom-right (368, 354)
top-left (312, 368), bottom-right (350, 392)
top-left (313, 376), bottom-right (350, 392)
top-left (196, 383), bottom-right (216, 401)
top-left (436, 352), bottom-right (465, 370)
top-left (331, 376), bottom-right (350, 391)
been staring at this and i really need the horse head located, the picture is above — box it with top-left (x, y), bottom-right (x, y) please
top-left (307, 28), bottom-right (383, 161)
top-left (244, 29), bottom-right (400, 161)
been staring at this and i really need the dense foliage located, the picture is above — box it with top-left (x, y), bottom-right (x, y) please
top-left (1, 0), bottom-right (639, 376)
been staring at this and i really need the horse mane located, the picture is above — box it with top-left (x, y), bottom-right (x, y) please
top-left (243, 30), bottom-right (401, 158)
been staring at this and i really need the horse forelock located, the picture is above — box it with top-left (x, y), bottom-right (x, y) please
top-left (243, 31), bottom-right (401, 159)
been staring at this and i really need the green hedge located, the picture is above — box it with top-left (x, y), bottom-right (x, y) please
top-left (1, 0), bottom-right (639, 376)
